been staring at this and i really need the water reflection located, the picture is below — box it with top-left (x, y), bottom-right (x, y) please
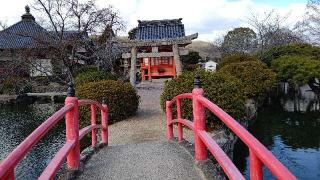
top-left (0, 104), bottom-right (65, 180)
top-left (233, 104), bottom-right (320, 179)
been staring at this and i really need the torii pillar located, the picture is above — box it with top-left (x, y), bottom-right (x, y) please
top-left (173, 44), bottom-right (182, 75)
top-left (130, 46), bottom-right (137, 86)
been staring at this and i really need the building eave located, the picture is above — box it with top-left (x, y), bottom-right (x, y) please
top-left (113, 33), bottom-right (198, 48)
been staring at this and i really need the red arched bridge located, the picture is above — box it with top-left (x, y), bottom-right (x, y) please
top-left (0, 77), bottom-right (296, 180)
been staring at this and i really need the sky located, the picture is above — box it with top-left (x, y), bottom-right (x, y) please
top-left (0, 0), bottom-right (308, 42)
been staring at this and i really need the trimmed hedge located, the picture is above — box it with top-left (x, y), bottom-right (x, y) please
top-left (218, 61), bottom-right (276, 100)
top-left (76, 80), bottom-right (139, 126)
top-left (75, 68), bottom-right (118, 87)
top-left (271, 55), bottom-right (320, 86)
top-left (217, 54), bottom-right (258, 70)
top-left (160, 70), bottom-right (246, 129)
top-left (258, 43), bottom-right (320, 66)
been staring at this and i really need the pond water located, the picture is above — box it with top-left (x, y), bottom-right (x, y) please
top-left (0, 104), bottom-right (66, 179)
top-left (233, 103), bottom-right (320, 179)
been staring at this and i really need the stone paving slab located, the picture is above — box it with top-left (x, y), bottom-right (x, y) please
top-left (77, 141), bottom-right (204, 180)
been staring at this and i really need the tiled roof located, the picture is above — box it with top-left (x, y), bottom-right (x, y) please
top-left (0, 6), bottom-right (88, 50)
top-left (0, 20), bottom-right (53, 49)
top-left (129, 18), bottom-right (185, 40)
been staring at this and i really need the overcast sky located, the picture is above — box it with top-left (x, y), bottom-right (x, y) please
top-left (0, 0), bottom-right (308, 41)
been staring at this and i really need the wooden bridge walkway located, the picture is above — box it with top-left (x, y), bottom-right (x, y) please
top-left (0, 78), bottom-right (296, 180)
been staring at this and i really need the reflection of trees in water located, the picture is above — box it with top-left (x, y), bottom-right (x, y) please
top-left (253, 105), bottom-right (320, 149)
top-left (0, 104), bottom-right (66, 179)
top-left (277, 82), bottom-right (319, 112)
top-left (233, 103), bottom-right (320, 175)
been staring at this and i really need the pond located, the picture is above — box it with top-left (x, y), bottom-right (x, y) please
top-left (233, 103), bottom-right (320, 179)
top-left (0, 104), bottom-right (66, 180)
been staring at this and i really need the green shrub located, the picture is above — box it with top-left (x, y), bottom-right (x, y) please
top-left (217, 54), bottom-right (258, 70)
top-left (76, 80), bottom-right (139, 126)
top-left (271, 55), bottom-right (320, 86)
top-left (183, 64), bottom-right (200, 72)
top-left (0, 76), bottom-right (30, 94)
top-left (74, 66), bottom-right (99, 76)
top-left (259, 43), bottom-right (320, 66)
top-left (75, 68), bottom-right (118, 87)
top-left (219, 61), bottom-right (276, 101)
top-left (160, 70), bottom-right (246, 129)
top-left (181, 51), bottom-right (202, 65)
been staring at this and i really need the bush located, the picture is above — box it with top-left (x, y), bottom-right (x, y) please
top-left (217, 54), bottom-right (258, 70)
top-left (0, 76), bottom-right (31, 94)
top-left (218, 61), bottom-right (276, 101)
top-left (160, 70), bottom-right (246, 129)
top-left (75, 68), bottom-right (118, 87)
top-left (183, 64), bottom-right (200, 72)
top-left (271, 55), bottom-right (320, 86)
top-left (76, 80), bottom-right (139, 126)
top-left (259, 43), bottom-right (320, 66)
top-left (181, 51), bottom-right (202, 65)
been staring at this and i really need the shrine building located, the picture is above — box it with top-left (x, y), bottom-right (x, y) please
top-left (115, 18), bottom-right (198, 85)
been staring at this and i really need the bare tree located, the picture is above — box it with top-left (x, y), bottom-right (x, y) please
top-left (247, 10), bottom-right (302, 54)
top-left (0, 20), bottom-right (7, 30)
top-left (32, 0), bottom-right (124, 82)
top-left (296, 0), bottom-right (320, 44)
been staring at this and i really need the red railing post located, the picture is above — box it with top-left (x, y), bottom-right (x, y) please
top-left (166, 101), bottom-right (174, 140)
top-left (176, 98), bottom-right (183, 142)
top-left (91, 104), bottom-right (97, 147)
top-left (192, 75), bottom-right (207, 161)
top-left (65, 83), bottom-right (80, 170)
top-left (101, 98), bottom-right (108, 144)
top-left (250, 149), bottom-right (263, 180)
top-left (3, 169), bottom-right (14, 180)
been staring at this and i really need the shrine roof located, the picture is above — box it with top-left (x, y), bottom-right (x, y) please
top-left (129, 18), bottom-right (185, 40)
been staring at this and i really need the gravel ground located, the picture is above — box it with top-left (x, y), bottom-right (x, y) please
top-left (107, 80), bottom-right (195, 145)
top-left (78, 141), bottom-right (203, 180)
top-left (75, 80), bottom-right (206, 180)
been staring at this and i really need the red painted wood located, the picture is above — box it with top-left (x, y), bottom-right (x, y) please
top-left (166, 93), bottom-right (192, 107)
top-left (198, 130), bottom-right (245, 180)
top-left (176, 98), bottom-right (183, 142)
top-left (166, 101), bottom-right (174, 140)
top-left (192, 88), bottom-right (207, 161)
top-left (101, 104), bottom-right (108, 144)
top-left (78, 99), bottom-right (107, 111)
top-left (170, 119), bottom-right (194, 131)
top-left (0, 105), bottom-right (73, 178)
top-left (166, 87), bottom-right (296, 180)
top-left (65, 96), bottom-right (80, 170)
top-left (148, 57), bottom-right (152, 80)
top-left (39, 140), bottom-right (76, 180)
top-left (197, 96), bottom-right (296, 179)
top-left (79, 125), bottom-right (102, 140)
top-left (91, 104), bottom-right (97, 147)
top-left (250, 149), bottom-right (263, 180)
top-left (0, 98), bottom-right (109, 179)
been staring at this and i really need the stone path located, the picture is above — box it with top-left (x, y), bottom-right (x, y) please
top-left (76, 80), bottom-right (204, 180)
top-left (78, 141), bottom-right (203, 180)
top-left (107, 80), bottom-right (167, 145)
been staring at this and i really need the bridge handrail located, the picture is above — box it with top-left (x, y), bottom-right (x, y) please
top-left (198, 96), bottom-right (296, 179)
top-left (78, 99), bottom-right (107, 111)
top-left (165, 76), bottom-right (296, 180)
top-left (0, 85), bottom-right (109, 180)
top-left (0, 104), bottom-right (74, 178)
top-left (166, 93), bottom-right (193, 107)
